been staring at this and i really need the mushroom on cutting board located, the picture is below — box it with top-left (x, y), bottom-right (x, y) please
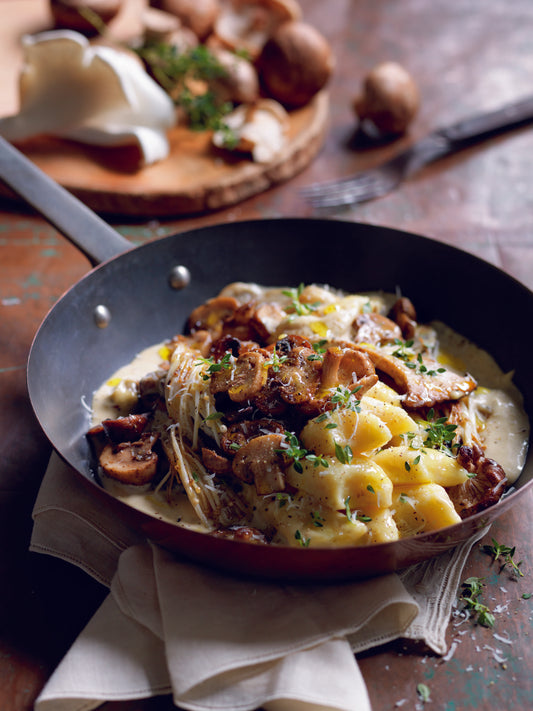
top-left (257, 20), bottom-right (333, 108)
top-left (212, 0), bottom-right (301, 59)
top-left (212, 98), bottom-right (289, 163)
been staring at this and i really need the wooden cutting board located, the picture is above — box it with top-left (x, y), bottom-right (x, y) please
top-left (0, 0), bottom-right (329, 217)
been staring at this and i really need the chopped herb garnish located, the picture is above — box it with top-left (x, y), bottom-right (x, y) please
top-left (195, 352), bottom-right (233, 380)
top-left (264, 350), bottom-right (288, 372)
top-left (482, 538), bottom-right (524, 578)
top-left (205, 411), bottom-right (223, 421)
top-left (367, 484), bottom-right (375, 493)
top-left (276, 493), bottom-right (291, 508)
top-left (312, 339), bottom-right (328, 354)
top-left (282, 283), bottom-right (320, 317)
top-left (295, 530), bottom-right (311, 547)
top-left (460, 577), bottom-right (495, 627)
top-left (335, 442), bottom-right (353, 465)
top-left (344, 496), bottom-right (371, 524)
top-left (311, 511), bottom-right (325, 527)
top-left (134, 42), bottom-right (235, 134)
top-left (330, 385), bottom-right (361, 412)
top-left (423, 408), bottom-right (459, 455)
top-left (278, 432), bottom-right (329, 472)
top-left (522, 592), bottom-right (532, 599)
top-left (416, 683), bottom-right (431, 703)
top-left (305, 453), bottom-right (330, 469)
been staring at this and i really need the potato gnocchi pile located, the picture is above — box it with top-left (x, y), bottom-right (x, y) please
top-left (89, 282), bottom-right (528, 548)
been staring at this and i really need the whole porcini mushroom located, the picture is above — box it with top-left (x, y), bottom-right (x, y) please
top-left (50, 0), bottom-right (124, 34)
top-left (353, 61), bottom-right (420, 136)
top-left (258, 20), bottom-right (333, 108)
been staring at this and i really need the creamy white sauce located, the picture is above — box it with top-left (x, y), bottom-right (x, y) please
top-left (91, 288), bottom-right (530, 528)
top-left (432, 321), bottom-right (529, 482)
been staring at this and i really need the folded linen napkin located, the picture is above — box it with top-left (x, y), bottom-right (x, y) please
top-left (30, 453), bottom-right (487, 711)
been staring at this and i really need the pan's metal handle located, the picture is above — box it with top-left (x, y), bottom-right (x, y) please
top-left (0, 135), bottom-right (133, 266)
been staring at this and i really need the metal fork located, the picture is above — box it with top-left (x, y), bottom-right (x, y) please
top-left (301, 95), bottom-right (533, 209)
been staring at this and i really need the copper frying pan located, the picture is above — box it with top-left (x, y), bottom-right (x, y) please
top-left (1, 135), bottom-right (531, 581)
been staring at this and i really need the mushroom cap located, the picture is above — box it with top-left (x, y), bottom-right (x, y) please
top-left (353, 61), bottom-right (420, 135)
top-left (210, 47), bottom-right (260, 104)
top-left (258, 20), bottom-right (333, 108)
top-left (50, 0), bottom-right (125, 33)
top-left (153, 0), bottom-right (221, 40)
top-left (212, 0), bottom-right (302, 59)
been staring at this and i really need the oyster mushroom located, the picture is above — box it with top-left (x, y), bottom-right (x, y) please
top-left (353, 61), bottom-right (420, 136)
top-left (0, 30), bottom-right (176, 166)
top-left (212, 98), bottom-right (288, 163)
top-left (258, 20), bottom-right (333, 107)
top-left (212, 0), bottom-right (301, 59)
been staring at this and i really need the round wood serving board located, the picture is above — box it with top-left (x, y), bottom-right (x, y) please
top-left (0, 1), bottom-right (329, 217)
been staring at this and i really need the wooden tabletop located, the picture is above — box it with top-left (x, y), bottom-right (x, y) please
top-left (1, 1), bottom-right (533, 710)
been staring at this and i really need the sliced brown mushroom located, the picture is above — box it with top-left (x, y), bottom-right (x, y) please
top-left (447, 444), bottom-right (507, 518)
top-left (201, 447), bottom-right (233, 475)
top-left (389, 296), bottom-right (417, 339)
top-left (320, 346), bottom-right (378, 394)
top-left (276, 345), bottom-right (322, 404)
top-left (187, 296), bottom-right (239, 336)
top-left (232, 433), bottom-right (286, 494)
top-left (99, 433), bottom-right (159, 486)
top-left (210, 349), bottom-right (268, 401)
top-left (249, 302), bottom-right (286, 342)
top-left (212, 525), bottom-right (269, 543)
top-left (220, 417), bottom-right (285, 454)
top-left (352, 312), bottom-right (402, 346)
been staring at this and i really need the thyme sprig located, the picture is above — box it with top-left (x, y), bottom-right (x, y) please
top-left (460, 576), bottom-right (495, 627)
top-left (134, 42), bottom-right (235, 134)
top-left (195, 352), bottom-right (233, 380)
top-left (422, 407), bottom-right (459, 455)
top-left (282, 283), bottom-right (320, 317)
top-left (277, 432), bottom-right (329, 473)
top-left (482, 538), bottom-right (524, 578)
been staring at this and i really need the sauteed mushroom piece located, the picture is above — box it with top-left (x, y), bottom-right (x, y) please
top-left (356, 343), bottom-right (477, 409)
top-left (448, 444), bottom-right (508, 517)
top-left (232, 433), bottom-right (286, 494)
top-left (353, 312), bottom-right (402, 346)
top-left (389, 296), bottom-right (417, 339)
top-left (210, 350), bottom-right (268, 401)
top-left (320, 347), bottom-right (378, 394)
top-left (99, 433), bottom-right (160, 485)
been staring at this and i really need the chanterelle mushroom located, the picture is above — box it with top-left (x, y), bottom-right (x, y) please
top-left (0, 30), bottom-right (176, 166)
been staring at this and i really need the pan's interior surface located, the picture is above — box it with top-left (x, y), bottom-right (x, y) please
top-left (27, 219), bottom-right (533, 580)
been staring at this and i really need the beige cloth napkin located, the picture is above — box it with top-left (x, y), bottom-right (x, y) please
top-left (30, 453), bottom-right (487, 711)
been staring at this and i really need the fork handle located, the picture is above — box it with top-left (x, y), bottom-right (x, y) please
top-left (437, 95), bottom-right (533, 147)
